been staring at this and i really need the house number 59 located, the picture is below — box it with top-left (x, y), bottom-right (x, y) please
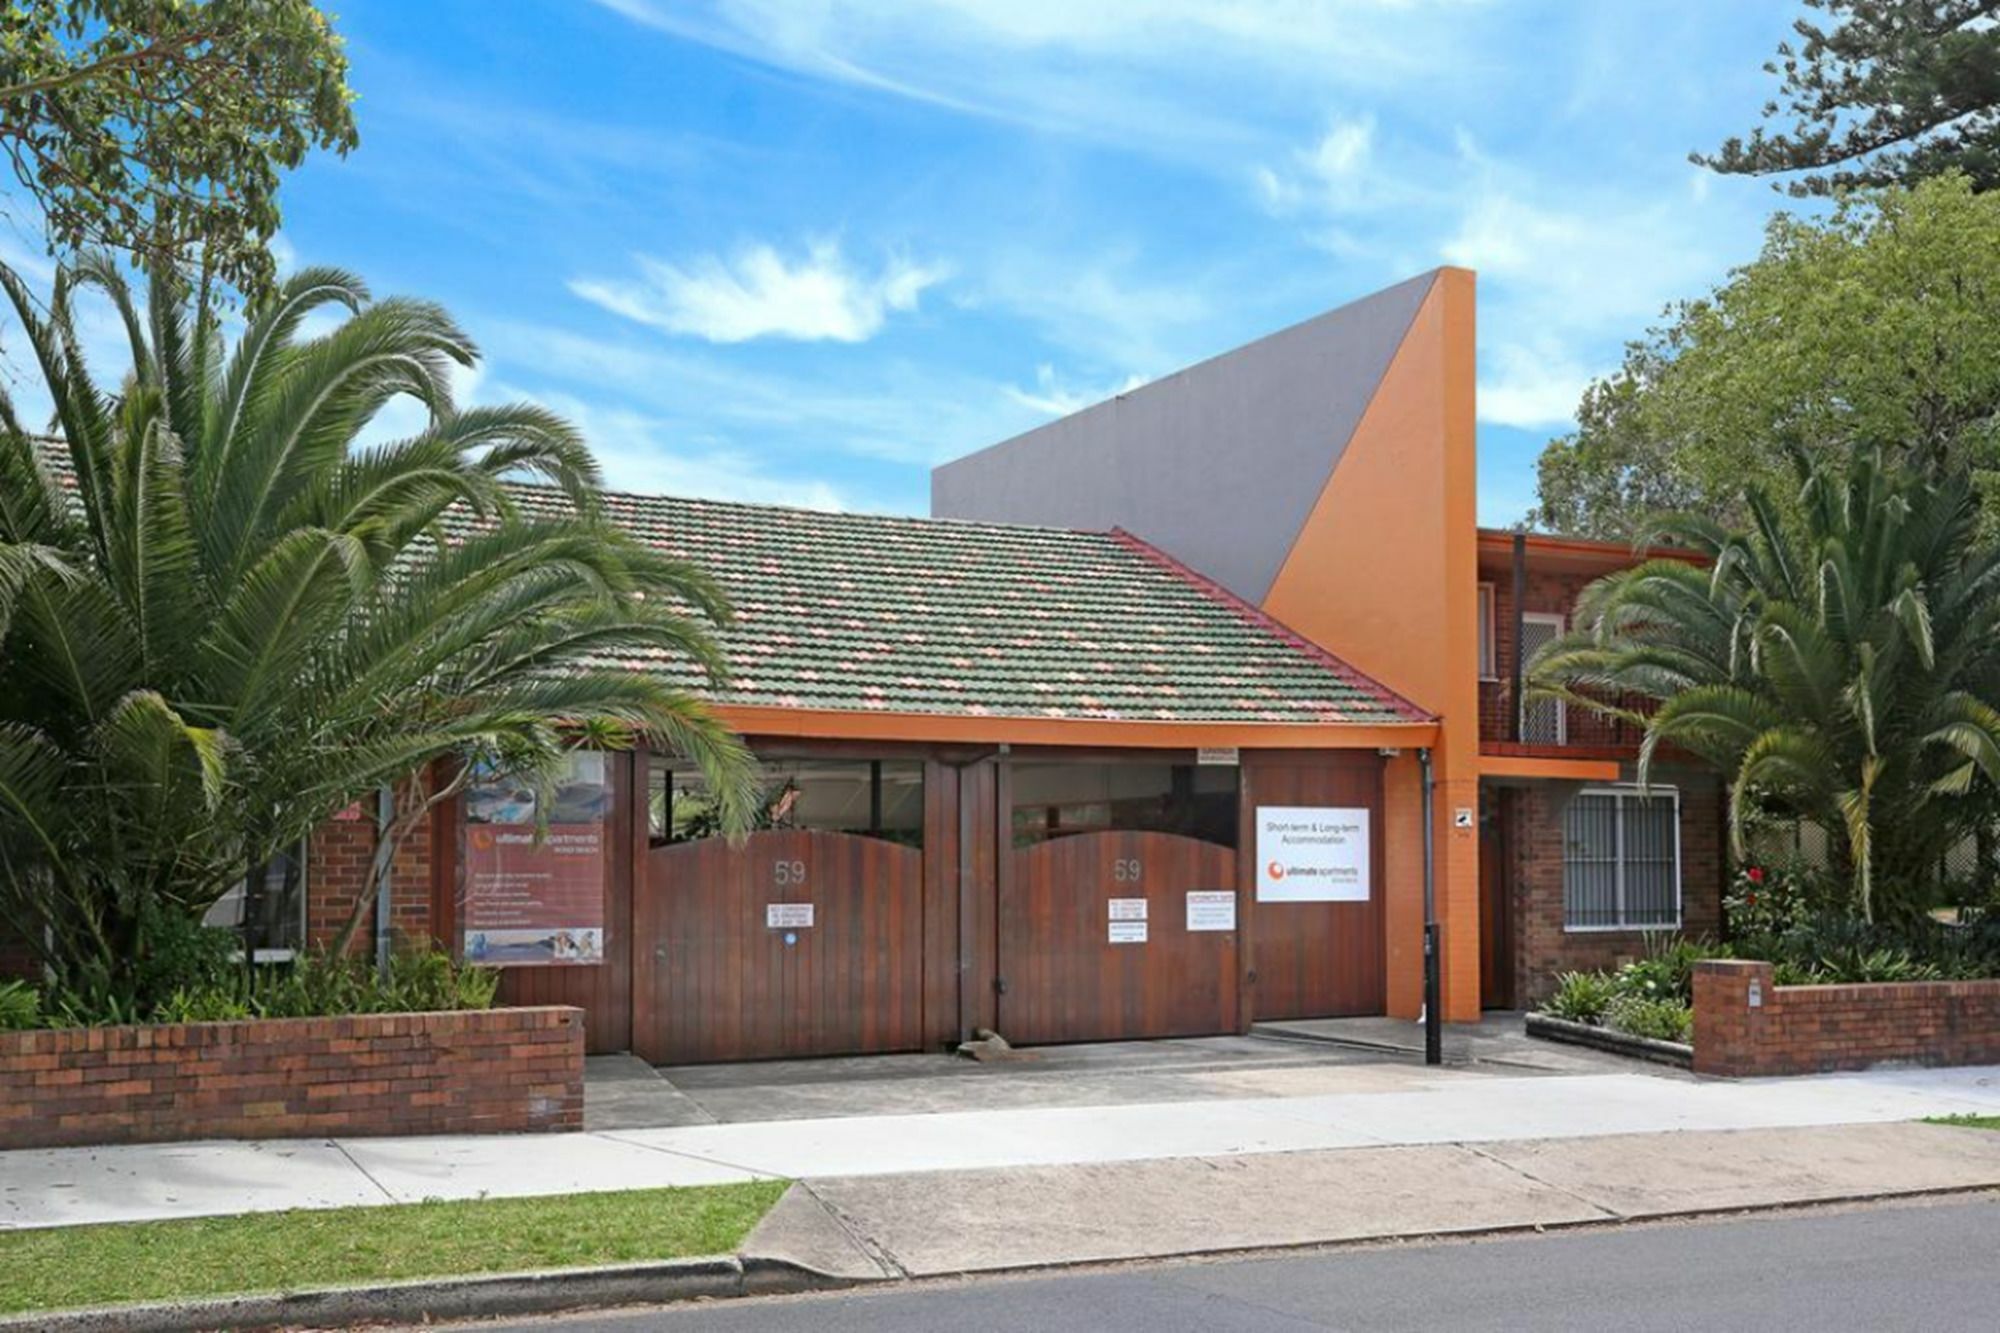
top-left (774, 859), bottom-right (807, 886)
top-left (1113, 858), bottom-right (1142, 882)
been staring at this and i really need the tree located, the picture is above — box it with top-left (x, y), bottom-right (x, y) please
top-left (1529, 450), bottom-right (2000, 923)
top-left (0, 257), bottom-right (756, 1005)
top-left (0, 1), bottom-right (357, 296)
top-left (1698, 1), bottom-right (2000, 196)
top-left (1533, 175), bottom-right (2000, 539)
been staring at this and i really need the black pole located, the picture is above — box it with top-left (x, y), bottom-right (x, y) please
top-left (1509, 530), bottom-right (1526, 743)
top-left (1419, 746), bottom-right (1441, 1066)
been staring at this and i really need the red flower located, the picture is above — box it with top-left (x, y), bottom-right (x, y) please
top-left (1746, 866), bottom-right (1765, 884)
top-left (1745, 893), bottom-right (1759, 907)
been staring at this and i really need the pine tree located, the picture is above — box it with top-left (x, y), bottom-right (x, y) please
top-left (1699, 1), bottom-right (2000, 195)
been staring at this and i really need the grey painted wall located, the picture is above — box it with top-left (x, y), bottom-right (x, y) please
top-left (931, 270), bottom-right (1438, 604)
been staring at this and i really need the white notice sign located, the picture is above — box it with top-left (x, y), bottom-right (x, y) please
top-left (1108, 897), bottom-right (1149, 921)
top-left (1186, 891), bottom-right (1237, 932)
top-left (1108, 920), bottom-right (1149, 944)
top-left (1256, 806), bottom-right (1371, 903)
top-left (766, 902), bottom-right (814, 928)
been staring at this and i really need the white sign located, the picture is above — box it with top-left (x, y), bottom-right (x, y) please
top-left (1256, 806), bottom-right (1371, 902)
top-left (766, 902), bottom-right (814, 928)
top-left (1454, 806), bottom-right (1475, 830)
top-left (1108, 920), bottom-right (1149, 944)
top-left (1196, 746), bottom-right (1240, 766)
top-left (1108, 897), bottom-right (1149, 921)
top-left (1186, 891), bottom-right (1236, 932)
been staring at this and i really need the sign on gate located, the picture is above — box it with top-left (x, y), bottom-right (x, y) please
top-left (1108, 897), bottom-right (1148, 921)
top-left (766, 902), bottom-right (814, 928)
top-left (1255, 806), bottom-right (1370, 902)
top-left (1108, 919), bottom-right (1149, 944)
top-left (1186, 890), bottom-right (1236, 932)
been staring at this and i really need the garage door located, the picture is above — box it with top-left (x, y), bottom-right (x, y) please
top-left (996, 830), bottom-right (1239, 1045)
top-left (633, 829), bottom-right (924, 1064)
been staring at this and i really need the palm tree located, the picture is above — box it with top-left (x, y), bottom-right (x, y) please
top-left (0, 258), bottom-right (756, 1000)
top-left (1529, 450), bottom-right (2000, 923)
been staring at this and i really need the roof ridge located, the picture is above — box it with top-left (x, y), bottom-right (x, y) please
top-left (1107, 528), bottom-right (1435, 724)
top-left (562, 479), bottom-right (1121, 541)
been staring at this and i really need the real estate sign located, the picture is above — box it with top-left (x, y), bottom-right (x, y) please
top-left (1255, 805), bottom-right (1370, 902)
top-left (461, 752), bottom-right (609, 966)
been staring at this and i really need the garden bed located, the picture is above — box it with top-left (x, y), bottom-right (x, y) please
top-left (1522, 1011), bottom-right (1693, 1069)
top-left (0, 1006), bottom-right (584, 1150)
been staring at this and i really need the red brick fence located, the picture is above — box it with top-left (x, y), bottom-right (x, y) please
top-left (1693, 959), bottom-right (2000, 1077)
top-left (0, 1006), bottom-right (584, 1150)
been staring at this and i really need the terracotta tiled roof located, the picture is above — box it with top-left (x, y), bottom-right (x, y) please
top-left (516, 486), bottom-right (1429, 726)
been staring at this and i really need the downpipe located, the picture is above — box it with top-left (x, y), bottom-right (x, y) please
top-left (1419, 747), bottom-right (1441, 1067)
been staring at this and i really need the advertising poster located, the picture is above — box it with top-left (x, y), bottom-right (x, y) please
top-left (461, 752), bottom-right (608, 966)
top-left (1255, 806), bottom-right (1370, 903)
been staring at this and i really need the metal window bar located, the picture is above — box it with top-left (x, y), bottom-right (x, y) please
top-left (1563, 787), bottom-right (1680, 930)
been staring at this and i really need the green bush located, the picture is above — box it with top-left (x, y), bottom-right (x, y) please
top-left (1542, 970), bottom-right (1618, 1024)
top-left (1609, 935), bottom-right (1730, 1006)
top-left (1604, 994), bottom-right (1694, 1044)
top-left (0, 980), bottom-right (39, 1031)
top-left (36, 948), bottom-right (503, 1028)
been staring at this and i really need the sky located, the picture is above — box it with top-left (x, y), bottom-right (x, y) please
top-left (4, 1), bottom-right (1815, 525)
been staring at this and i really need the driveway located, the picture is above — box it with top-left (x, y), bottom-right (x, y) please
top-left (588, 1018), bottom-right (1639, 1131)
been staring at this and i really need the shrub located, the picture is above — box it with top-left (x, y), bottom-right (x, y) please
top-left (1611, 935), bottom-right (1730, 1006)
top-left (1542, 971), bottom-right (1617, 1024)
top-left (36, 948), bottom-right (503, 1027)
top-left (1604, 994), bottom-right (1694, 1044)
top-left (0, 979), bottom-right (39, 1031)
top-left (1724, 861), bottom-right (1823, 940)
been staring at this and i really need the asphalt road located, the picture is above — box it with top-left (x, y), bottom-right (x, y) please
top-left (494, 1197), bottom-right (2000, 1332)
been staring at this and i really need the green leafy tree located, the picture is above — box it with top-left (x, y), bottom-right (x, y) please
top-left (0, 1), bottom-right (357, 295)
top-left (0, 257), bottom-right (756, 1004)
top-left (1698, 1), bottom-right (2000, 195)
top-left (1530, 451), bottom-right (2000, 923)
top-left (1534, 175), bottom-right (2000, 539)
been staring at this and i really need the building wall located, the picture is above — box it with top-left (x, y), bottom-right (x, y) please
top-left (305, 787), bottom-right (441, 955)
top-left (1502, 776), bottom-right (1726, 1003)
top-left (1477, 558), bottom-right (1645, 751)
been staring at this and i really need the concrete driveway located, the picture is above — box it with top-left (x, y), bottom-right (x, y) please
top-left (588, 1018), bottom-right (1637, 1131)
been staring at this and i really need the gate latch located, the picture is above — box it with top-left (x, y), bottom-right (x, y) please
top-left (993, 976), bottom-right (1008, 996)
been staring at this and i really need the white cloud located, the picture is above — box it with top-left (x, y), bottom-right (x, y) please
top-left (571, 240), bottom-right (948, 344)
top-left (1256, 115), bottom-right (1377, 214)
top-left (594, 0), bottom-right (1484, 162)
top-left (1004, 363), bottom-right (1148, 417)
top-left (1476, 341), bottom-right (1593, 431)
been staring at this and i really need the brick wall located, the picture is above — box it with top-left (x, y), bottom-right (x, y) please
top-left (1694, 959), bottom-right (2000, 1077)
top-left (306, 781), bottom-right (441, 955)
top-left (0, 1006), bottom-right (582, 1150)
top-left (1505, 778), bottom-right (1725, 1004)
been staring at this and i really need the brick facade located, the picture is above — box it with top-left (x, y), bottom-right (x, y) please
top-left (0, 1006), bottom-right (583, 1150)
top-left (306, 783), bottom-right (443, 955)
top-left (1500, 776), bottom-right (1725, 1004)
top-left (1694, 959), bottom-right (2000, 1077)
top-left (1477, 563), bottom-right (1646, 750)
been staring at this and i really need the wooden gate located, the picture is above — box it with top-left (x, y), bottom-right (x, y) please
top-left (997, 830), bottom-right (1238, 1045)
top-left (633, 829), bottom-right (924, 1064)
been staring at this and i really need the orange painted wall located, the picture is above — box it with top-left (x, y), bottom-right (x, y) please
top-left (1261, 269), bottom-right (1483, 1021)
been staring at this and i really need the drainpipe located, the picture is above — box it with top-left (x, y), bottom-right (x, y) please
top-left (1419, 747), bottom-right (1441, 1067)
top-left (1509, 530), bottom-right (1526, 743)
top-left (375, 785), bottom-right (394, 975)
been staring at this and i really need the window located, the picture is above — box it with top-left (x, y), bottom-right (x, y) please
top-left (654, 757), bottom-right (924, 847)
top-left (1518, 612), bottom-right (1566, 744)
top-left (1563, 787), bottom-right (1680, 931)
top-left (1477, 582), bottom-right (1497, 680)
top-left (202, 843), bottom-right (307, 960)
top-left (1010, 761), bottom-right (1239, 849)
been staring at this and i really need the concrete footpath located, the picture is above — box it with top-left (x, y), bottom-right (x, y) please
top-left (3, 1064), bottom-right (1998, 1231)
top-left (760, 1120), bottom-right (2000, 1277)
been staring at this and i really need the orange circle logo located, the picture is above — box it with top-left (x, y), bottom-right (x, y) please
top-left (1267, 861), bottom-right (1285, 880)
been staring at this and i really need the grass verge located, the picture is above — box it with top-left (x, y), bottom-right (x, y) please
top-left (1926, 1113), bottom-right (2000, 1131)
top-left (0, 1179), bottom-right (788, 1316)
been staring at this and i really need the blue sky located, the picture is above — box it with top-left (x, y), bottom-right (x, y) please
top-left (7, 1), bottom-right (1814, 525)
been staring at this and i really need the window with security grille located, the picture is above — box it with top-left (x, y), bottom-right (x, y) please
top-left (1563, 787), bottom-right (1680, 930)
top-left (1517, 612), bottom-right (1565, 743)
